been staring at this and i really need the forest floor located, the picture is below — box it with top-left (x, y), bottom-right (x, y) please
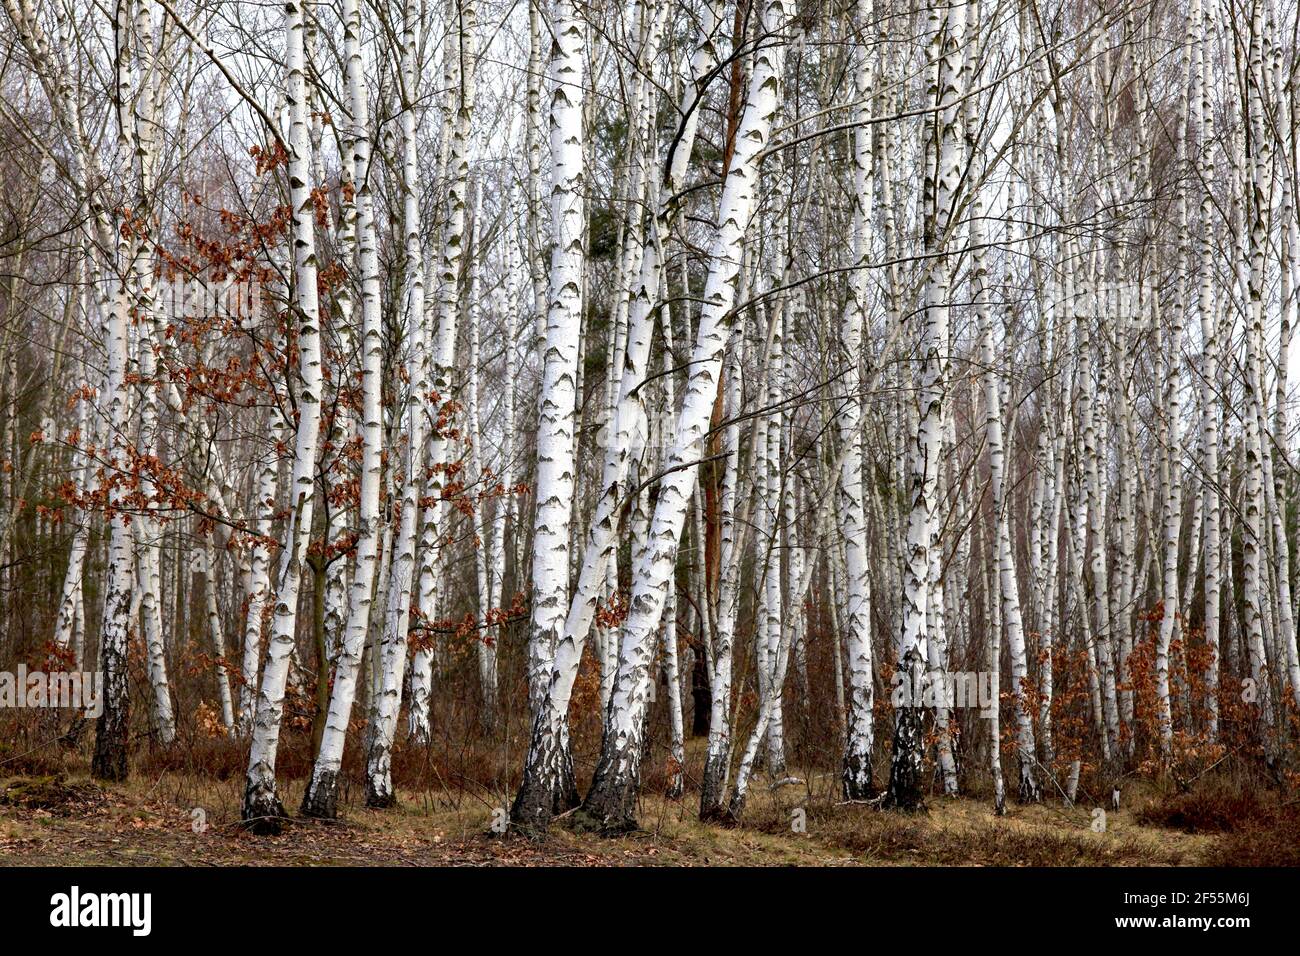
top-left (2, 762), bottom-right (1285, 866)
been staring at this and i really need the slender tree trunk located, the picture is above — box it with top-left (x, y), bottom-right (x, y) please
top-left (363, 0), bottom-right (431, 807)
top-left (885, 0), bottom-right (965, 811)
top-left (510, 0), bottom-right (588, 830)
top-left (838, 0), bottom-right (876, 801)
top-left (579, 0), bottom-right (791, 832)
top-left (242, 0), bottom-right (326, 831)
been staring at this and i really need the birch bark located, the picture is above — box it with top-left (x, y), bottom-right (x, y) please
top-left (509, 0), bottom-right (588, 828)
top-left (579, 0), bottom-right (792, 832)
top-left (242, 0), bottom-right (326, 830)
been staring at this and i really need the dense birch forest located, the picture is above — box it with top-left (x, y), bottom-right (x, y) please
top-left (3, 0), bottom-right (1300, 856)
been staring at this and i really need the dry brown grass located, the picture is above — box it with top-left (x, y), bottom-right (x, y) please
top-left (0, 759), bottom-right (1235, 866)
top-left (1134, 781), bottom-right (1266, 834)
top-left (1128, 775), bottom-right (1300, 866)
top-left (0, 710), bottom-right (1289, 866)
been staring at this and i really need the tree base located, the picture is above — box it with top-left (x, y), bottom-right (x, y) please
top-left (578, 750), bottom-right (641, 835)
top-left (881, 789), bottom-right (927, 812)
top-left (665, 775), bottom-right (684, 801)
top-left (300, 770), bottom-right (340, 820)
top-left (723, 792), bottom-right (747, 823)
top-left (509, 773), bottom-right (580, 836)
top-left (698, 750), bottom-right (729, 822)
top-left (1017, 764), bottom-right (1043, 804)
top-left (509, 716), bottom-right (580, 834)
top-left (698, 803), bottom-right (733, 825)
top-left (882, 704), bottom-right (927, 812)
top-left (365, 781), bottom-right (397, 809)
top-left (92, 710), bottom-right (129, 783)
top-left (569, 806), bottom-right (639, 835)
top-left (90, 746), bottom-right (128, 783)
top-left (842, 751), bottom-right (875, 801)
top-left (242, 785), bottom-right (287, 835)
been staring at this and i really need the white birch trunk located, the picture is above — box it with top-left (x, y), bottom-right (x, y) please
top-left (838, 0), bottom-right (875, 800)
top-left (579, 0), bottom-right (791, 831)
top-left (363, 0), bottom-right (430, 806)
top-left (885, 0), bottom-right (964, 810)
top-left (242, 0), bottom-right (326, 830)
top-left (510, 0), bottom-right (588, 828)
